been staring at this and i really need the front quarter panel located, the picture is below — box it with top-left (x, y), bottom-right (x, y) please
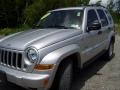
top-left (40, 44), bottom-right (81, 89)
top-left (40, 44), bottom-right (81, 65)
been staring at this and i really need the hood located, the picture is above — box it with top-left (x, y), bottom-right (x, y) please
top-left (0, 29), bottom-right (82, 50)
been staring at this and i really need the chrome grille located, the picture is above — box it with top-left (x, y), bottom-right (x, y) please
top-left (0, 49), bottom-right (23, 69)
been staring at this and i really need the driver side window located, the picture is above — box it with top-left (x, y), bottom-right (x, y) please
top-left (87, 10), bottom-right (99, 27)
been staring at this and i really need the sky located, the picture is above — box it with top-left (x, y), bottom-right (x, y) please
top-left (89, 0), bottom-right (112, 6)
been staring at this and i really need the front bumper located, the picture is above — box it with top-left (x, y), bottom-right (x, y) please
top-left (0, 65), bottom-right (49, 90)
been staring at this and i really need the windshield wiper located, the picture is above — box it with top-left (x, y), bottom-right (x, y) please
top-left (47, 25), bottom-right (74, 29)
top-left (33, 25), bottom-right (75, 29)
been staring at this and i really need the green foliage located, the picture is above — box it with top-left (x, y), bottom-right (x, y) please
top-left (0, 0), bottom-right (27, 28)
top-left (23, 0), bottom-right (45, 26)
top-left (96, 0), bottom-right (101, 5)
top-left (23, 0), bottom-right (90, 26)
top-left (107, 1), bottom-right (120, 24)
top-left (115, 24), bottom-right (120, 35)
top-left (0, 0), bottom-right (90, 35)
top-left (1, 0), bottom-right (120, 35)
top-left (0, 0), bottom-right (120, 28)
top-left (0, 0), bottom-right (90, 27)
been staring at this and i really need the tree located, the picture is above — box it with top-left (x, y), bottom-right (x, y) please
top-left (0, 0), bottom-right (27, 28)
top-left (23, 0), bottom-right (90, 26)
top-left (116, 0), bottom-right (120, 23)
top-left (23, 0), bottom-right (45, 25)
top-left (96, 0), bottom-right (102, 5)
top-left (0, 0), bottom-right (90, 28)
top-left (116, 0), bottom-right (120, 13)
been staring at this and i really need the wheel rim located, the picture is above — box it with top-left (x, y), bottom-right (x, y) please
top-left (59, 64), bottom-right (73, 90)
top-left (109, 43), bottom-right (114, 57)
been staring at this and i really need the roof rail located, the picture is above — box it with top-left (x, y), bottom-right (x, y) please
top-left (87, 4), bottom-right (106, 8)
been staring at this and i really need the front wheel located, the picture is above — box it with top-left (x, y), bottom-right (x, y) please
top-left (51, 59), bottom-right (73, 90)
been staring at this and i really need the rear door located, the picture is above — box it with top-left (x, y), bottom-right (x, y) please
top-left (96, 9), bottom-right (110, 50)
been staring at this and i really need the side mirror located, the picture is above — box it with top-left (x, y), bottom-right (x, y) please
top-left (87, 21), bottom-right (101, 32)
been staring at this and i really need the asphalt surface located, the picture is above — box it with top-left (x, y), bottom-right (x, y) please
top-left (0, 35), bottom-right (120, 90)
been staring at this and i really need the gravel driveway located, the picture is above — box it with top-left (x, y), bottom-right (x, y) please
top-left (0, 35), bottom-right (120, 90)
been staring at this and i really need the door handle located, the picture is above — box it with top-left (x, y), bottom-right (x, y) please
top-left (98, 31), bottom-right (102, 35)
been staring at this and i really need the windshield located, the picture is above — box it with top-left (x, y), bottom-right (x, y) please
top-left (34, 10), bottom-right (83, 29)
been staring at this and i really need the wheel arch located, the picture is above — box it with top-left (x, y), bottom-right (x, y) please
top-left (40, 44), bottom-right (82, 89)
top-left (41, 44), bottom-right (81, 68)
top-left (108, 30), bottom-right (115, 44)
top-left (111, 35), bottom-right (115, 43)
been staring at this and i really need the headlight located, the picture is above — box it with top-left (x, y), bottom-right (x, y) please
top-left (26, 48), bottom-right (38, 63)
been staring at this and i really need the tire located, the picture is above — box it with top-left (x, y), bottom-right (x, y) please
top-left (104, 41), bottom-right (114, 60)
top-left (50, 59), bottom-right (73, 90)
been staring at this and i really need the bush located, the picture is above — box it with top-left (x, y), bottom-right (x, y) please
top-left (23, 0), bottom-right (45, 26)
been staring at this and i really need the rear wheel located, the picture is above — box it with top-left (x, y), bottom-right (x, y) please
top-left (51, 59), bottom-right (73, 90)
top-left (104, 41), bottom-right (114, 60)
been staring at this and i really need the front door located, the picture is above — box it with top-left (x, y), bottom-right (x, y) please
top-left (81, 9), bottom-right (102, 64)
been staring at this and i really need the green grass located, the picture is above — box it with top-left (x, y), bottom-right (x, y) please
top-left (0, 25), bottom-right (30, 36)
top-left (116, 24), bottom-right (120, 35)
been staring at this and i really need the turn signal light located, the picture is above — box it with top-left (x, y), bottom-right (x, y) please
top-left (43, 79), bottom-right (49, 86)
top-left (34, 64), bottom-right (54, 70)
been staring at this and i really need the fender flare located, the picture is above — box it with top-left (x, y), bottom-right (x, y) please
top-left (40, 44), bottom-right (81, 66)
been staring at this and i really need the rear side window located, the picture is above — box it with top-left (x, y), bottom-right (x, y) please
top-left (97, 9), bottom-right (109, 27)
top-left (87, 10), bottom-right (99, 26)
top-left (105, 10), bottom-right (113, 24)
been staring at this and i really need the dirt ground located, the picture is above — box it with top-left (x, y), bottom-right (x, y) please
top-left (0, 35), bottom-right (120, 90)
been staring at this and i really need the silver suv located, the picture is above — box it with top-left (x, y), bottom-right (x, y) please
top-left (0, 6), bottom-right (115, 90)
